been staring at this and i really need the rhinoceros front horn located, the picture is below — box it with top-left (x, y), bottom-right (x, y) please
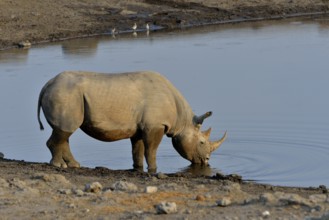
top-left (202, 127), bottom-right (212, 139)
top-left (194, 111), bottom-right (212, 126)
top-left (210, 131), bottom-right (227, 152)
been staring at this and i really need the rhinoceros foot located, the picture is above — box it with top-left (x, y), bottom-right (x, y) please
top-left (50, 158), bottom-right (80, 168)
top-left (66, 160), bottom-right (80, 168)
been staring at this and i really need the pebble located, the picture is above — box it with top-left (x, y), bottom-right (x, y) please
top-left (151, 176), bottom-right (158, 182)
top-left (68, 203), bottom-right (76, 209)
top-left (73, 189), bottom-right (85, 197)
top-left (156, 172), bottom-right (168, 179)
top-left (58, 189), bottom-right (72, 195)
top-left (155, 202), bottom-right (177, 214)
top-left (159, 183), bottom-right (178, 191)
top-left (196, 195), bottom-right (206, 201)
top-left (262, 210), bottom-right (270, 218)
top-left (84, 182), bottom-right (103, 193)
top-left (145, 186), bottom-right (158, 193)
top-left (205, 193), bottom-right (212, 199)
top-left (217, 197), bottom-right (232, 207)
top-left (260, 193), bottom-right (277, 205)
top-left (111, 181), bottom-right (138, 192)
top-left (222, 183), bottom-right (241, 193)
top-left (309, 194), bottom-right (328, 203)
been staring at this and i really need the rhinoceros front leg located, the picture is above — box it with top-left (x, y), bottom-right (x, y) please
top-left (46, 129), bottom-right (80, 168)
top-left (130, 136), bottom-right (145, 171)
top-left (142, 126), bottom-right (165, 173)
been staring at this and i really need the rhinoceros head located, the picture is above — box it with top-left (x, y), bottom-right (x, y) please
top-left (172, 111), bottom-right (227, 165)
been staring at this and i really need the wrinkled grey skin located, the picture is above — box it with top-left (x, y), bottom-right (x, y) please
top-left (37, 71), bottom-right (227, 172)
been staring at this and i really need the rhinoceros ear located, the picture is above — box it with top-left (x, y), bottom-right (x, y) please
top-left (193, 111), bottom-right (212, 127)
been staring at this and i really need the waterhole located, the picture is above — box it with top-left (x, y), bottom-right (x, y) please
top-left (1, 17), bottom-right (329, 187)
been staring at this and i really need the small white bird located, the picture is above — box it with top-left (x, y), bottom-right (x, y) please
top-left (111, 28), bottom-right (116, 35)
top-left (132, 23), bottom-right (137, 31)
top-left (146, 23), bottom-right (150, 31)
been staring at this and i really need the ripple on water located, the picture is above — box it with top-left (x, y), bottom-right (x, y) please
top-left (215, 120), bottom-right (329, 187)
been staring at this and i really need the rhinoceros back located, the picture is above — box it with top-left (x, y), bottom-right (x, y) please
top-left (38, 71), bottom-right (192, 140)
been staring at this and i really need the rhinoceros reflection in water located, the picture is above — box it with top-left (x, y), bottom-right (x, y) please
top-left (37, 71), bottom-right (227, 172)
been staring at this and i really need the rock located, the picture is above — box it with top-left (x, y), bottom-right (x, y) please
top-left (319, 185), bottom-right (328, 193)
top-left (83, 209), bottom-right (90, 213)
top-left (151, 176), bottom-right (158, 182)
top-left (222, 183), bottom-right (241, 193)
top-left (84, 182), bottom-right (103, 193)
top-left (58, 189), bottom-right (72, 195)
top-left (18, 40), bottom-right (31, 48)
top-left (0, 178), bottom-right (9, 188)
top-left (156, 172), bottom-right (168, 179)
top-left (9, 178), bottom-right (39, 195)
top-left (215, 173), bottom-right (242, 182)
top-left (278, 193), bottom-right (312, 207)
top-left (309, 194), bottom-right (328, 203)
top-left (217, 197), bottom-right (232, 207)
top-left (0, 152), bottom-right (4, 159)
top-left (155, 202), bottom-right (177, 214)
top-left (205, 193), bottom-right (212, 199)
top-left (260, 192), bottom-right (324, 209)
top-left (32, 173), bottom-right (71, 186)
top-left (306, 211), bottom-right (329, 220)
top-left (159, 183), bottom-right (178, 191)
top-left (262, 210), bottom-right (270, 218)
top-left (184, 209), bottom-right (193, 214)
top-left (111, 181), bottom-right (138, 192)
top-left (145, 186), bottom-right (158, 193)
top-left (196, 195), bottom-right (206, 201)
top-left (195, 184), bottom-right (205, 189)
top-left (68, 203), bottom-right (76, 209)
top-left (73, 189), bottom-right (84, 196)
top-left (260, 193), bottom-right (278, 205)
top-left (9, 178), bottom-right (27, 190)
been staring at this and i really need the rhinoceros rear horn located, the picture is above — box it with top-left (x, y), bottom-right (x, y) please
top-left (193, 111), bottom-right (212, 127)
top-left (210, 131), bottom-right (227, 152)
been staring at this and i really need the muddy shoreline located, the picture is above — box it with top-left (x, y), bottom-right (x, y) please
top-left (1, 0), bottom-right (329, 219)
top-left (1, 157), bottom-right (329, 219)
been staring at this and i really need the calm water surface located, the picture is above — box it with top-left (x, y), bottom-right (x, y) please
top-left (1, 18), bottom-right (329, 187)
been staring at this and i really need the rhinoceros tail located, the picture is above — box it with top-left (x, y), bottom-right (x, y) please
top-left (37, 89), bottom-right (45, 131)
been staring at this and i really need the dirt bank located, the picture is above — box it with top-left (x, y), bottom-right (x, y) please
top-left (0, 158), bottom-right (329, 219)
top-left (1, 0), bottom-right (329, 50)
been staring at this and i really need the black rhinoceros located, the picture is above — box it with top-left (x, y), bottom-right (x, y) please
top-left (37, 71), bottom-right (226, 172)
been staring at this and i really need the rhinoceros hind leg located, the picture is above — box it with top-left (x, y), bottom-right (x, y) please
top-left (142, 126), bottom-right (165, 173)
top-left (130, 136), bottom-right (145, 171)
top-left (46, 129), bottom-right (80, 168)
